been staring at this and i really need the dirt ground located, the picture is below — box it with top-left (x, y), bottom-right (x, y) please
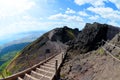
top-left (60, 49), bottom-right (120, 80)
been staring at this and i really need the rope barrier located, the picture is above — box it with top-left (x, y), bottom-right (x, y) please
top-left (101, 39), bottom-right (120, 62)
top-left (102, 47), bottom-right (120, 62)
top-left (102, 39), bottom-right (120, 49)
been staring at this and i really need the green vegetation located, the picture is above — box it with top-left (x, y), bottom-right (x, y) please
top-left (115, 54), bottom-right (120, 59)
top-left (66, 30), bottom-right (75, 39)
top-left (0, 51), bottom-right (20, 78)
top-left (96, 48), bottom-right (105, 55)
top-left (61, 73), bottom-right (66, 78)
top-left (0, 51), bottom-right (20, 62)
top-left (10, 51), bottom-right (21, 61)
top-left (0, 60), bottom-right (12, 78)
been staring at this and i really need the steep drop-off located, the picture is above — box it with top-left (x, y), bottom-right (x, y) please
top-left (6, 26), bottom-right (79, 74)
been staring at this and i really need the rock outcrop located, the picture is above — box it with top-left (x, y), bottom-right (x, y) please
top-left (68, 22), bottom-right (120, 53)
top-left (60, 22), bottom-right (120, 80)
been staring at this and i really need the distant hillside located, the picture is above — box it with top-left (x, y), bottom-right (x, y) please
top-left (0, 31), bottom-right (42, 65)
top-left (0, 51), bottom-right (20, 72)
top-left (0, 42), bottom-right (30, 56)
top-left (0, 42), bottom-right (30, 69)
top-left (6, 26), bottom-right (79, 74)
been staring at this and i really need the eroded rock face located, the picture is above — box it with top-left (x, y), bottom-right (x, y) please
top-left (49, 26), bottom-right (79, 43)
top-left (60, 22), bottom-right (120, 80)
top-left (68, 22), bottom-right (120, 53)
top-left (107, 25), bottom-right (120, 40)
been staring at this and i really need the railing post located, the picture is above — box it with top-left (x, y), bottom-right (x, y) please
top-left (62, 53), bottom-right (63, 61)
top-left (55, 60), bottom-right (58, 79)
top-left (55, 60), bottom-right (58, 72)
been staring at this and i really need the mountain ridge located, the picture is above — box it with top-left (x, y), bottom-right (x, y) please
top-left (60, 22), bottom-right (120, 80)
top-left (6, 26), bottom-right (79, 74)
top-left (3, 22), bottom-right (120, 80)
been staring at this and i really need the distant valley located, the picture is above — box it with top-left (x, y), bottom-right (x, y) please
top-left (0, 31), bottom-right (42, 67)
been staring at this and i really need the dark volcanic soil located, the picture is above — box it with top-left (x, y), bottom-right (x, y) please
top-left (60, 49), bottom-right (120, 80)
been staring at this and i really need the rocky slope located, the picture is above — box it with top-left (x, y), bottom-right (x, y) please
top-left (67, 22), bottom-right (120, 53)
top-left (60, 49), bottom-right (120, 80)
top-left (6, 22), bottom-right (120, 79)
top-left (6, 26), bottom-right (79, 74)
top-left (60, 22), bottom-right (120, 80)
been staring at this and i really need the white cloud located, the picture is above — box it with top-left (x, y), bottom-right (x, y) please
top-left (0, 0), bottom-right (35, 19)
top-left (48, 13), bottom-right (67, 20)
top-left (109, 0), bottom-right (120, 9)
top-left (48, 13), bottom-right (83, 22)
top-left (48, 13), bottom-right (85, 29)
top-left (74, 0), bottom-right (120, 10)
top-left (89, 15), bottom-right (99, 20)
top-left (22, 15), bottom-right (32, 20)
top-left (74, 0), bottom-right (107, 7)
top-left (74, 0), bottom-right (120, 27)
top-left (0, 18), bottom-right (85, 40)
top-left (107, 20), bottom-right (120, 27)
top-left (65, 8), bottom-right (76, 14)
top-left (87, 7), bottom-right (120, 21)
top-left (22, 15), bottom-right (42, 21)
top-left (0, 20), bottom-right (66, 38)
top-left (78, 11), bottom-right (89, 16)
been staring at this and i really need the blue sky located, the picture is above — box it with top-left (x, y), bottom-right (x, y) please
top-left (0, 0), bottom-right (120, 45)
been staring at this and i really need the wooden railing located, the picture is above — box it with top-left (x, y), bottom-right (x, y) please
top-left (102, 40), bottom-right (120, 62)
top-left (0, 51), bottom-right (66, 80)
top-left (102, 47), bottom-right (120, 62)
top-left (0, 53), bottom-right (57, 80)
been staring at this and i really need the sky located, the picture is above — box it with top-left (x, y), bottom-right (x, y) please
top-left (0, 0), bottom-right (120, 45)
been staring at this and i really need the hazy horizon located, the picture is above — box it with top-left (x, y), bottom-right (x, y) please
top-left (0, 0), bottom-right (120, 45)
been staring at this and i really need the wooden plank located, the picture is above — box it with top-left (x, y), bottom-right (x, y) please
top-left (17, 77), bottom-right (23, 80)
top-left (1, 53), bottom-right (58, 80)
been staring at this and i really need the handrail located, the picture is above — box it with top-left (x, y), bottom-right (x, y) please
top-left (102, 40), bottom-right (120, 62)
top-left (0, 53), bottom-right (58, 80)
top-left (52, 51), bottom-right (67, 80)
top-left (102, 40), bottom-right (120, 49)
top-left (0, 48), bottom-right (57, 79)
top-left (102, 47), bottom-right (120, 62)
